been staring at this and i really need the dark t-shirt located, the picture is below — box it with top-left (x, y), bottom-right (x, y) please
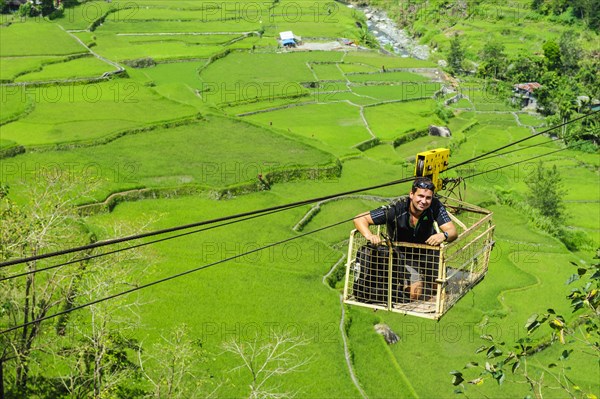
top-left (369, 196), bottom-right (451, 243)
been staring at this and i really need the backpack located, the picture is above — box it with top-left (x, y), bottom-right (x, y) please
top-left (352, 245), bottom-right (410, 304)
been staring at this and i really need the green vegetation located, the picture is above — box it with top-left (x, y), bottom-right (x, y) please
top-left (246, 102), bottom-right (370, 156)
top-left (343, 52), bottom-right (436, 68)
top-left (365, 99), bottom-right (442, 140)
top-left (0, 56), bottom-right (64, 82)
top-left (451, 260), bottom-right (599, 398)
top-left (359, 0), bottom-right (599, 143)
top-left (14, 56), bottom-right (116, 81)
top-left (1, 116), bottom-right (338, 202)
top-left (0, 21), bottom-right (85, 56)
top-left (347, 70), bottom-right (431, 83)
top-left (0, 80), bottom-right (198, 146)
top-left (526, 161), bottom-right (566, 222)
top-left (0, 0), bottom-right (598, 397)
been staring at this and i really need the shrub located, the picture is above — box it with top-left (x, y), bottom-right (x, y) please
top-left (556, 228), bottom-right (595, 251)
top-left (122, 58), bottom-right (156, 69)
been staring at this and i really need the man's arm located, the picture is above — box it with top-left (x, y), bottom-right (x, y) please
top-left (354, 212), bottom-right (382, 245)
top-left (425, 221), bottom-right (457, 246)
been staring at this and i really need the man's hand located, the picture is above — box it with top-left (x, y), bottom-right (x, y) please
top-left (367, 234), bottom-right (382, 245)
top-left (354, 212), bottom-right (382, 245)
top-left (425, 232), bottom-right (446, 246)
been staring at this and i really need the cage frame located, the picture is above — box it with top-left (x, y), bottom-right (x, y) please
top-left (343, 197), bottom-right (495, 320)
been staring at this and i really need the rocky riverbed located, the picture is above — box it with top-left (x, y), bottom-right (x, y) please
top-left (348, 4), bottom-right (430, 60)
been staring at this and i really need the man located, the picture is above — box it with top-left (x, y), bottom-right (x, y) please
top-left (354, 177), bottom-right (457, 301)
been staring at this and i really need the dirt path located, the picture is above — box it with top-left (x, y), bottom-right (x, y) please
top-left (61, 25), bottom-right (124, 75)
top-left (322, 259), bottom-right (369, 399)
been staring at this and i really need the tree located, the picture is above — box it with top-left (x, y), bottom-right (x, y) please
top-left (0, 175), bottom-right (150, 397)
top-left (16, 2), bottom-right (32, 18)
top-left (549, 0), bottom-right (569, 15)
top-left (38, 0), bottom-right (55, 16)
top-left (531, 0), bottom-right (544, 11)
top-left (576, 54), bottom-right (600, 99)
top-left (139, 324), bottom-right (215, 399)
top-left (447, 33), bottom-right (465, 75)
top-left (559, 30), bottom-right (583, 75)
top-left (525, 161), bottom-right (566, 223)
top-left (356, 24), bottom-right (379, 49)
top-left (0, 178), bottom-right (93, 396)
top-left (554, 85), bottom-right (579, 137)
top-left (58, 233), bottom-right (149, 398)
top-left (477, 41), bottom-right (507, 80)
top-left (450, 260), bottom-right (599, 398)
top-left (542, 40), bottom-right (561, 71)
top-left (535, 71), bottom-right (564, 115)
top-left (222, 331), bottom-right (310, 398)
top-left (505, 54), bottom-right (546, 84)
top-left (572, 0), bottom-right (600, 30)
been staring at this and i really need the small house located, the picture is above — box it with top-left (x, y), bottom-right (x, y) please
top-left (513, 82), bottom-right (541, 109)
top-left (279, 31), bottom-right (302, 47)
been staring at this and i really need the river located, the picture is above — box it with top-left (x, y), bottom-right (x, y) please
top-left (346, 3), bottom-right (430, 60)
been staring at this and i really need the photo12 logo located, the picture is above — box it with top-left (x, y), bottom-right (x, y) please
top-left (397, 321), bottom-right (524, 344)
top-left (200, 321), bottom-right (339, 343)
top-left (1, 82), bottom-right (139, 105)
top-left (0, 161), bottom-right (140, 184)
top-left (199, 241), bottom-right (306, 264)
top-left (197, 1), bottom-right (339, 23)
top-left (198, 81), bottom-right (305, 105)
top-left (62, 2), bottom-right (140, 24)
top-left (198, 161), bottom-right (340, 186)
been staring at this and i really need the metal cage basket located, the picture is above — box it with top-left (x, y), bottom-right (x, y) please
top-left (343, 197), bottom-right (495, 320)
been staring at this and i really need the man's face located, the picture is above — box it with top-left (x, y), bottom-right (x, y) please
top-left (409, 188), bottom-right (433, 213)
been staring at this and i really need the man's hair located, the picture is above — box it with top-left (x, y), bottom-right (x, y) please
top-left (411, 177), bottom-right (435, 193)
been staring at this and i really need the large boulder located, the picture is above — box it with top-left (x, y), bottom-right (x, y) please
top-left (429, 125), bottom-right (452, 137)
top-left (374, 323), bottom-right (399, 344)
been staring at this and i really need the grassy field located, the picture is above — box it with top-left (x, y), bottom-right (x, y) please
top-left (0, 56), bottom-right (64, 82)
top-left (343, 52), bottom-right (437, 68)
top-left (0, 80), bottom-right (198, 146)
top-left (0, 21), bottom-right (85, 56)
top-left (14, 56), bottom-right (116, 81)
top-left (347, 70), bottom-right (432, 83)
top-left (1, 1), bottom-right (598, 397)
top-left (351, 82), bottom-right (441, 101)
top-left (0, 87), bottom-right (33, 125)
top-left (86, 194), bottom-right (362, 398)
top-left (245, 102), bottom-right (370, 156)
top-left (199, 51), bottom-right (343, 106)
top-left (1, 116), bottom-right (337, 202)
top-left (364, 99), bottom-right (443, 140)
top-left (311, 63), bottom-right (346, 81)
top-left (90, 32), bottom-right (229, 62)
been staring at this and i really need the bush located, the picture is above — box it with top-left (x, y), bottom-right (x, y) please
top-left (122, 58), bottom-right (156, 68)
top-left (557, 228), bottom-right (595, 251)
top-left (434, 102), bottom-right (454, 123)
top-left (526, 161), bottom-right (566, 222)
top-left (48, 7), bottom-right (64, 20)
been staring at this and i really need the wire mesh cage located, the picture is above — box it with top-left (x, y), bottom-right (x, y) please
top-left (343, 197), bottom-right (495, 320)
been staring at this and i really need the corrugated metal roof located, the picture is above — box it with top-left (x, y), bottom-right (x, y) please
top-left (279, 31), bottom-right (294, 40)
top-left (514, 82), bottom-right (541, 93)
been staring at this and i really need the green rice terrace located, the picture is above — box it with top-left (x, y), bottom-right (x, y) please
top-left (0, 0), bottom-right (598, 397)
